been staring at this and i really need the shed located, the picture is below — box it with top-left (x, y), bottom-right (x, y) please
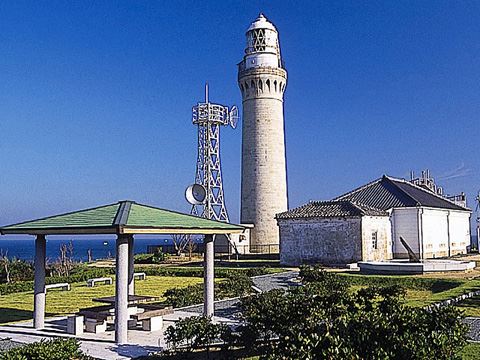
top-left (276, 200), bottom-right (391, 266)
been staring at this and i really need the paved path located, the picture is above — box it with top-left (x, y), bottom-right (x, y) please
top-left (179, 271), bottom-right (300, 320)
top-left (465, 317), bottom-right (480, 342)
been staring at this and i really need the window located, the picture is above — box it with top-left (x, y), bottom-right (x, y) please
top-left (371, 231), bottom-right (378, 250)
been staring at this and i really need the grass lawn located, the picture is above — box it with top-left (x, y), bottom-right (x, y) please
top-left (404, 279), bottom-right (480, 307)
top-left (456, 295), bottom-right (480, 317)
top-left (0, 276), bottom-right (203, 324)
top-left (462, 342), bottom-right (480, 359)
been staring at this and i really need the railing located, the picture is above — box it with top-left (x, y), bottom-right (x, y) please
top-left (147, 243), bottom-right (279, 255)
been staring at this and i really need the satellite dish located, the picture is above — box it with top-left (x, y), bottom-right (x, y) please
top-left (229, 106), bottom-right (239, 129)
top-left (185, 184), bottom-right (206, 205)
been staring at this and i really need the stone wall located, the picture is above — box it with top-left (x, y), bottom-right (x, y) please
top-left (278, 217), bottom-right (363, 266)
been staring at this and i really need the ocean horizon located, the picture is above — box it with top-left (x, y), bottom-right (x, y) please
top-left (0, 238), bottom-right (174, 262)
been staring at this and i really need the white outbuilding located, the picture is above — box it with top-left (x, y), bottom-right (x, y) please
top-left (335, 175), bottom-right (471, 259)
top-left (277, 175), bottom-right (471, 266)
top-left (276, 200), bottom-right (392, 266)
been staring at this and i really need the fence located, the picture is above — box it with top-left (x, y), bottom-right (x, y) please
top-left (147, 243), bottom-right (279, 255)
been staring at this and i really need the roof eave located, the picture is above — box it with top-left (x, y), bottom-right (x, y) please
top-left (121, 226), bottom-right (245, 235)
top-left (0, 226), bottom-right (118, 235)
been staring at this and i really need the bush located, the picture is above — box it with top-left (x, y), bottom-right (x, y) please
top-left (0, 338), bottom-right (92, 360)
top-left (0, 258), bottom-right (35, 283)
top-left (301, 264), bottom-right (462, 293)
top-left (164, 284), bottom-right (204, 308)
top-left (240, 272), bottom-right (468, 359)
top-left (136, 266), bottom-right (271, 278)
top-left (0, 267), bottom-right (114, 296)
top-left (165, 273), bottom-right (254, 308)
top-left (165, 316), bottom-right (230, 351)
top-left (217, 273), bottom-right (253, 299)
top-left (151, 249), bottom-right (168, 264)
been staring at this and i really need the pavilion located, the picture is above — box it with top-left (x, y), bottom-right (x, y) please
top-left (0, 200), bottom-right (245, 344)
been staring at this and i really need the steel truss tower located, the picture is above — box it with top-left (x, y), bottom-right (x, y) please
top-left (191, 85), bottom-right (238, 221)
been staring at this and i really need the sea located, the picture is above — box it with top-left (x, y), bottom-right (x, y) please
top-left (0, 237), bottom-right (174, 262)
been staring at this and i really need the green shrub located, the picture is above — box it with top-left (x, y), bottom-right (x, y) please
top-left (240, 272), bottom-right (468, 359)
top-left (164, 284), bottom-right (204, 308)
top-left (164, 273), bottom-right (254, 308)
top-left (136, 265), bottom-right (273, 279)
top-left (151, 249), bottom-right (168, 264)
top-left (301, 264), bottom-right (462, 293)
top-left (165, 316), bottom-right (230, 351)
top-left (0, 258), bottom-right (35, 283)
top-left (0, 338), bottom-right (92, 360)
top-left (0, 267), bottom-right (114, 295)
top-left (217, 273), bottom-right (253, 299)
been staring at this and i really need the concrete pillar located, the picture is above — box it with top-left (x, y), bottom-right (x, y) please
top-left (128, 235), bottom-right (135, 296)
top-left (203, 234), bottom-right (214, 317)
top-left (115, 234), bottom-right (129, 344)
top-left (34, 235), bottom-right (46, 329)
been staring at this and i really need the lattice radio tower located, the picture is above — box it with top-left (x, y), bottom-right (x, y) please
top-left (189, 84), bottom-right (238, 221)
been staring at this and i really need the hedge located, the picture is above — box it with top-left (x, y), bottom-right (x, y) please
top-left (0, 338), bottom-right (92, 360)
top-left (0, 266), bottom-right (270, 295)
top-left (0, 267), bottom-right (114, 295)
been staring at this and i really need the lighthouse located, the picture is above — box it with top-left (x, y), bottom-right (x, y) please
top-left (238, 14), bottom-right (288, 253)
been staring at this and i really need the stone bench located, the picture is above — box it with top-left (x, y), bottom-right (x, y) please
top-left (131, 306), bottom-right (173, 332)
top-left (133, 272), bottom-right (146, 280)
top-left (86, 277), bottom-right (112, 287)
top-left (45, 283), bottom-right (70, 292)
top-left (76, 305), bottom-right (115, 334)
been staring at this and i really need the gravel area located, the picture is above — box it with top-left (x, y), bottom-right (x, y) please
top-left (180, 271), bottom-right (300, 320)
top-left (251, 271), bottom-right (299, 292)
top-left (464, 317), bottom-right (480, 342)
top-left (0, 338), bottom-right (24, 353)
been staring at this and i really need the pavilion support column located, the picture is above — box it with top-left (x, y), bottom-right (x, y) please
top-left (33, 234), bottom-right (46, 329)
top-left (203, 234), bottom-right (215, 317)
top-left (115, 234), bottom-right (129, 344)
top-left (128, 235), bottom-right (135, 296)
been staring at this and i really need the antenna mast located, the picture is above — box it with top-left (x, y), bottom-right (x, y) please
top-left (190, 85), bottom-right (239, 221)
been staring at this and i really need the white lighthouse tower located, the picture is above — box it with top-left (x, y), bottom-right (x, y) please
top-left (238, 14), bottom-right (288, 253)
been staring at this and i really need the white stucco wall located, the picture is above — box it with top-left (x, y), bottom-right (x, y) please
top-left (361, 216), bottom-right (392, 261)
top-left (422, 209), bottom-right (449, 258)
top-left (391, 208), bottom-right (420, 258)
top-left (448, 210), bottom-right (471, 255)
top-left (391, 207), bottom-right (470, 259)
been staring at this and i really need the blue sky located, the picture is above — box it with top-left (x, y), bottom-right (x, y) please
top-left (0, 1), bottom-right (479, 230)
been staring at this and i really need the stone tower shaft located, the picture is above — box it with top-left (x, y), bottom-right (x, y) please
top-left (238, 14), bottom-right (288, 252)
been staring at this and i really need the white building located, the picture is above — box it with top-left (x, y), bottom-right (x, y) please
top-left (336, 175), bottom-right (471, 259)
top-left (278, 175), bottom-right (471, 265)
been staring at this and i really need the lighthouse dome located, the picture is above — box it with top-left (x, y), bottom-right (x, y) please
top-left (242, 13), bottom-right (282, 70)
top-left (247, 13), bottom-right (277, 32)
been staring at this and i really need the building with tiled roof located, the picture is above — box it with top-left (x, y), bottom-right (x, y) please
top-left (277, 174), bottom-right (471, 266)
top-left (276, 200), bottom-right (392, 266)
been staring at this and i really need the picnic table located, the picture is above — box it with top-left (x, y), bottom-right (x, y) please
top-left (92, 294), bottom-right (161, 305)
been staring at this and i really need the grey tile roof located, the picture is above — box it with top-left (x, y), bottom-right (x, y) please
top-left (276, 200), bottom-right (388, 220)
top-left (334, 175), bottom-right (469, 211)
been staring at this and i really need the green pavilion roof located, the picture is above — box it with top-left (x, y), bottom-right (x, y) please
top-left (0, 201), bottom-right (245, 235)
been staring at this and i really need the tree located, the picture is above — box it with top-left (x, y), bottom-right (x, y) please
top-left (51, 240), bottom-right (75, 277)
top-left (171, 234), bottom-right (196, 257)
top-left (0, 250), bottom-right (11, 283)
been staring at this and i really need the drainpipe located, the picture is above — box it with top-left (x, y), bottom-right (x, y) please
top-left (447, 211), bottom-right (451, 257)
top-left (417, 208), bottom-right (424, 259)
top-left (390, 209), bottom-right (395, 259)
